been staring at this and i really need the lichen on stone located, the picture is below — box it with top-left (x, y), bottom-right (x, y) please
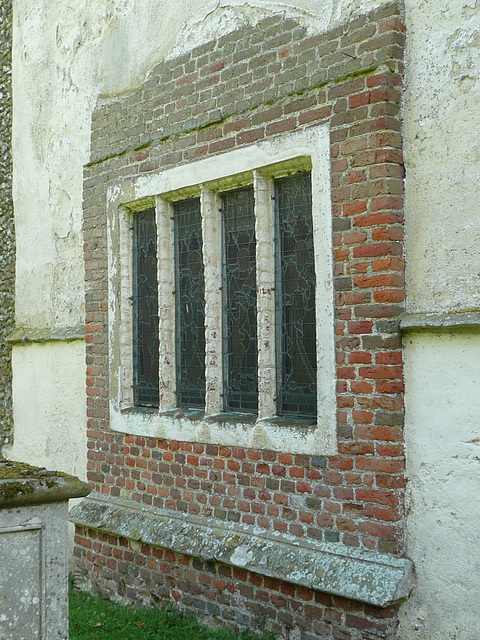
top-left (0, 457), bottom-right (66, 480)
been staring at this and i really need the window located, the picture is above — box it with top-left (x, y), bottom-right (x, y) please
top-left (132, 208), bottom-right (159, 407)
top-left (173, 197), bottom-right (205, 409)
top-left (222, 186), bottom-right (258, 413)
top-left (132, 173), bottom-right (317, 419)
top-left (108, 128), bottom-right (336, 454)
top-left (275, 173), bottom-right (316, 418)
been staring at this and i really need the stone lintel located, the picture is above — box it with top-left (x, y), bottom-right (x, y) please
top-left (70, 493), bottom-right (414, 608)
top-left (0, 459), bottom-right (90, 508)
top-left (6, 325), bottom-right (86, 344)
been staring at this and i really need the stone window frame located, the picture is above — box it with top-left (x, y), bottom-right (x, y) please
top-left (107, 126), bottom-right (337, 455)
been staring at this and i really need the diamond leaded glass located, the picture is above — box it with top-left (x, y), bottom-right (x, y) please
top-left (222, 187), bottom-right (258, 412)
top-left (132, 208), bottom-right (159, 407)
top-left (174, 197), bottom-right (205, 408)
top-left (275, 173), bottom-right (316, 417)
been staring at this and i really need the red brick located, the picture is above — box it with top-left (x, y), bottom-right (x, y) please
top-left (372, 226), bottom-right (403, 241)
top-left (369, 131), bottom-right (402, 149)
top-left (344, 230), bottom-right (367, 244)
top-left (338, 441), bottom-right (374, 455)
top-left (375, 506), bottom-right (402, 522)
top-left (376, 381), bottom-right (404, 394)
top-left (359, 365), bottom-right (402, 379)
top-left (358, 520), bottom-right (397, 539)
top-left (375, 351), bottom-right (402, 365)
top-left (298, 106), bottom-right (332, 124)
top-left (337, 367), bottom-right (356, 379)
top-left (354, 274), bottom-right (404, 288)
top-left (379, 17), bottom-right (406, 33)
top-left (353, 410), bottom-right (373, 424)
top-left (224, 118), bottom-right (251, 134)
top-left (356, 457), bottom-right (404, 473)
top-left (346, 170), bottom-right (366, 184)
top-left (342, 200), bottom-right (368, 216)
top-left (374, 149), bottom-right (403, 164)
top-left (349, 351), bottom-right (371, 364)
top-left (372, 256), bottom-right (404, 271)
top-left (356, 488), bottom-right (399, 506)
top-left (266, 117), bottom-right (296, 135)
top-left (350, 381), bottom-right (373, 394)
top-left (348, 321), bottom-right (373, 334)
top-left (289, 466), bottom-right (305, 478)
top-left (374, 289), bottom-right (405, 303)
top-left (353, 242), bottom-right (402, 258)
top-left (236, 128), bottom-right (264, 144)
top-left (297, 481), bottom-right (313, 494)
top-left (376, 443), bottom-right (404, 457)
top-left (367, 73), bottom-right (402, 88)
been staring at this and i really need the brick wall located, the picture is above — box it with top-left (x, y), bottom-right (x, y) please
top-left (75, 524), bottom-right (399, 639)
top-left (78, 2), bottom-right (406, 637)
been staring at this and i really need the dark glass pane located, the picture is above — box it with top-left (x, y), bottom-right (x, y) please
top-left (132, 209), bottom-right (159, 407)
top-left (174, 198), bottom-right (205, 408)
top-left (222, 187), bottom-right (258, 412)
top-left (275, 173), bottom-right (316, 417)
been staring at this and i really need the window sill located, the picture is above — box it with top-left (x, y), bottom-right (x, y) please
top-left (112, 403), bottom-right (336, 455)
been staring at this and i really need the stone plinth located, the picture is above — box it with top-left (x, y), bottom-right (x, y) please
top-left (0, 459), bottom-right (90, 640)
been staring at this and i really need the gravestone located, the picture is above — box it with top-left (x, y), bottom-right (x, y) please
top-left (0, 459), bottom-right (90, 640)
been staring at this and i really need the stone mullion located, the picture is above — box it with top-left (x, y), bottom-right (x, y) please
top-left (155, 197), bottom-right (176, 411)
top-left (118, 206), bottom-right (135, 409)
top-left (201, 186), bottom-right (223, 415)
top-left (254, 172), bottom-right (276, 419)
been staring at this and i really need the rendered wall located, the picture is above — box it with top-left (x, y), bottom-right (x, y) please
top-left (399, 2), bottom-right (480, 638)
top-left (399, 332), bottom-right (480, 640)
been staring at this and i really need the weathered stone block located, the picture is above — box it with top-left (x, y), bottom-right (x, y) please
top-left (0, 459), bottom-right (89, 640)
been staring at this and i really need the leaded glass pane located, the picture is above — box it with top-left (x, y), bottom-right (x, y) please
top-left (174, 198), bottom-right (206, 408)
top-left (222, 187), bottom-right (258, 412)
top-left (132, 209), bottom-right (159, 407)
top-left (275, 173), bottom-right (316, 417)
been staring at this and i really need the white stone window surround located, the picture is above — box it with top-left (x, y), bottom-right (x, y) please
top-left (107, 126), bottom-right (337, 455)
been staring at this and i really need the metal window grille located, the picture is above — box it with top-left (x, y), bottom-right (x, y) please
top-left (222, 187), bottom-right (258, 413)
top-left (173, 197), bottom-right (206, 408)
top-left (132, 208), bottom-right (160, 407)
top-left (275, 173), bottom-right (316, 417)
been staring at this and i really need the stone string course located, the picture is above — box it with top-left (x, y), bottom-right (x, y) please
top-left (79, 2), bottom-right (407, 637)
top-left (0, 0), bottom-right (14, 451)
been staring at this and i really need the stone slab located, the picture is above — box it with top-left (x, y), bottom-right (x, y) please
top-left (6, 325), bottom-right (86, 344)
top-left (0, 459), bottom-right (90, 508)
top-left (0, 503), bottom-right (69, 640)
top-left (400, 311), bottom-right (480, 332)
top-left (71, 493), bottom-right (414, 607)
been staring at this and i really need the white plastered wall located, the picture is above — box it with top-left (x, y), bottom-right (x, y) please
top-left (398, 333), bottom-right (480, 639)
top-left (8, 0), bottom-right (480, 637)
top-left (399, 1), bottom-right (480, 638)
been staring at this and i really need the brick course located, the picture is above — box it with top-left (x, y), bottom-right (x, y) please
top-left (79, 2), bottom-right (406, 637)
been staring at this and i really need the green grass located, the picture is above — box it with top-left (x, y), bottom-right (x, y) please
top-left (69, 586), bottom-right (275, 640)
